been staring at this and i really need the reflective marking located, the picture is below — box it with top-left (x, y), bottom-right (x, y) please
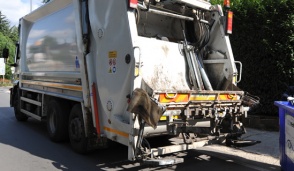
top-left (160, 115), bottom-right (179, 121)
top-left (92, 83), bottom-right (101, 136)
top-left (159, 93), bottom-right (240, 103)
top-left (21, 80), bottom-right (82, 91)
top-left (104, 126), bottom-right (129, 138)
top-left (159, 94), bottom-right (189, 103)
top-left (190, 94), bottom-right (239, 101)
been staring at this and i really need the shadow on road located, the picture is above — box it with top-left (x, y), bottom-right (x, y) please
top-left (0, 107), bottom-right (280, 171)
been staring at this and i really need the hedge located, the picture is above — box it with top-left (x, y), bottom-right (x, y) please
top-left (210, 0), bottom-right (294, 115)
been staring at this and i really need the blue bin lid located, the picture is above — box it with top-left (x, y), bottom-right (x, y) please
top-left (274, 101), bottom-right (294, 113)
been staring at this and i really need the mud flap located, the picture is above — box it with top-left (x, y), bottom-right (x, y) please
top-left (127, 88), bottom-right (166, 129)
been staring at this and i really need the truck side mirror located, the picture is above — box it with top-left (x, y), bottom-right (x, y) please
top-left (2, 48), bottom-right (9, 59)
top-left (15, 43), bottom-right (20, 59)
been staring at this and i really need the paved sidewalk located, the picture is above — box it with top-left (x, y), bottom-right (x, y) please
top-left (0, 86), bottom-right (11, 93)
top-left (241, 128), bottom-right (279, 158)
top-left (204, 128), bottom-right (280, 167)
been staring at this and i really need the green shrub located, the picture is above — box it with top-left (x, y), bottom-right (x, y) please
top-left (233, 0), bottom-right (293, 115)
top-left (211, 0), bottom-right (294, 115)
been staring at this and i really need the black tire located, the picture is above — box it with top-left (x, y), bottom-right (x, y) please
top-left (69, 104), bottom-right (88, 154)
top-left (13, 89), bottom-right (28, 121)
top-left (46, 99), bottom-right (69, 142)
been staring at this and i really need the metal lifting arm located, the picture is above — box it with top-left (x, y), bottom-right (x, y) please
top-left (182, 30), bottom-right (204, 90)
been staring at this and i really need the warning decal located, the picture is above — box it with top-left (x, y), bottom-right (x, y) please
top-left (108, 51), bottom-right (117, 74)
top-left (108, 51), bottom-right (117, 58)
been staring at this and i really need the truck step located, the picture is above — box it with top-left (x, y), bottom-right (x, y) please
top-left (20, 109), bottom-right (42, 121)
top-left (143, 158), bottom-right (184, 166)
top-left (21, 97), bottom-right (42, 106)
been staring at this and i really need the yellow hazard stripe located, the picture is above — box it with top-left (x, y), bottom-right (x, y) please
top-left (21, 80), bottom-right (82, 91)
top-left (104, 126), bottom-right (129, 138)
top-left (160, 115), bottom-right (179, 121)
top-left (159, 94), bottom-right (189, 103)
top-left (160, 93), bottom-right (240, 102)
top-left (190, 94), bottom-right (239, 101)
top-left (190, 95), bottom-right (216, 101)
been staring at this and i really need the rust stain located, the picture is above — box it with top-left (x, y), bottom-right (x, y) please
top-left (162, 45), bottom-right (169, 57)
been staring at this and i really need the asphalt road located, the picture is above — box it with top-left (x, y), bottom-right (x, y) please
top-left (0, 86), bottom-right (280, 171)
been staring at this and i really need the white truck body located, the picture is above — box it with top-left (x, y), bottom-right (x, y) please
top-left (9, 0), bottom-right (258, 163)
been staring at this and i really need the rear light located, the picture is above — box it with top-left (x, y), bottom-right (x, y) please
top-left (226, 11), bottom-right (233, 34)
top-left (224, 0), bottom-right (230, 9)
top-left (129, 0), bottom-right (138, 8)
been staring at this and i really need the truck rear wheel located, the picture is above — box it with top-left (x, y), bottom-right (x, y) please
top-left (69, 104), bottom-right (88, 154)
top-left (14, 89), bottom-right (28, 121)
top-left (46, 99), bottom-right (69, 142)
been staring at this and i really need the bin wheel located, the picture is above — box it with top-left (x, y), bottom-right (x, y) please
top-left (13, 89), bottom-right (28, 122)
top-left (46, 99), bottom-right (69, 142)
top-left (69, 104), bottom-right (88, 154)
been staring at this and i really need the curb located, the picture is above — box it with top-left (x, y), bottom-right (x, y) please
top-left (243, 116), bottom-right (279, 131)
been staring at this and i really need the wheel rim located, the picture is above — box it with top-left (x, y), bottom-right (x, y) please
top-left (49, 110), bottom-right (57, 134)
top-left (69, 117), bottom-right (83, 142)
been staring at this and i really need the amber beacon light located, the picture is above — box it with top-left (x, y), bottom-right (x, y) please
top-left (224, 0), bottom-right (230, 9)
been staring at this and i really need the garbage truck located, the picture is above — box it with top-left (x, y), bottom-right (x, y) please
top-left (4, 0), bottom-right (259, 165)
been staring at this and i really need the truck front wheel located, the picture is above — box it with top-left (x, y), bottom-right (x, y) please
top-left (69, 104), bottom-right (88, 154)
top-left (13, 89), bottom-right (28, 121)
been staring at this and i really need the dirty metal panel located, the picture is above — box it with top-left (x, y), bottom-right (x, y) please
top-left (137, 37), bottom-right (190, 91)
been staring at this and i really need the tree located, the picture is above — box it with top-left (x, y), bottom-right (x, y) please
top-left (8, 26), bottom-right (18, 43)
top-left (211, 0), bottom-right (294, 115)
top-left (0, 11), bottom-right (10, 36)
top-left (0, 11), bottom-right (17, 80)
